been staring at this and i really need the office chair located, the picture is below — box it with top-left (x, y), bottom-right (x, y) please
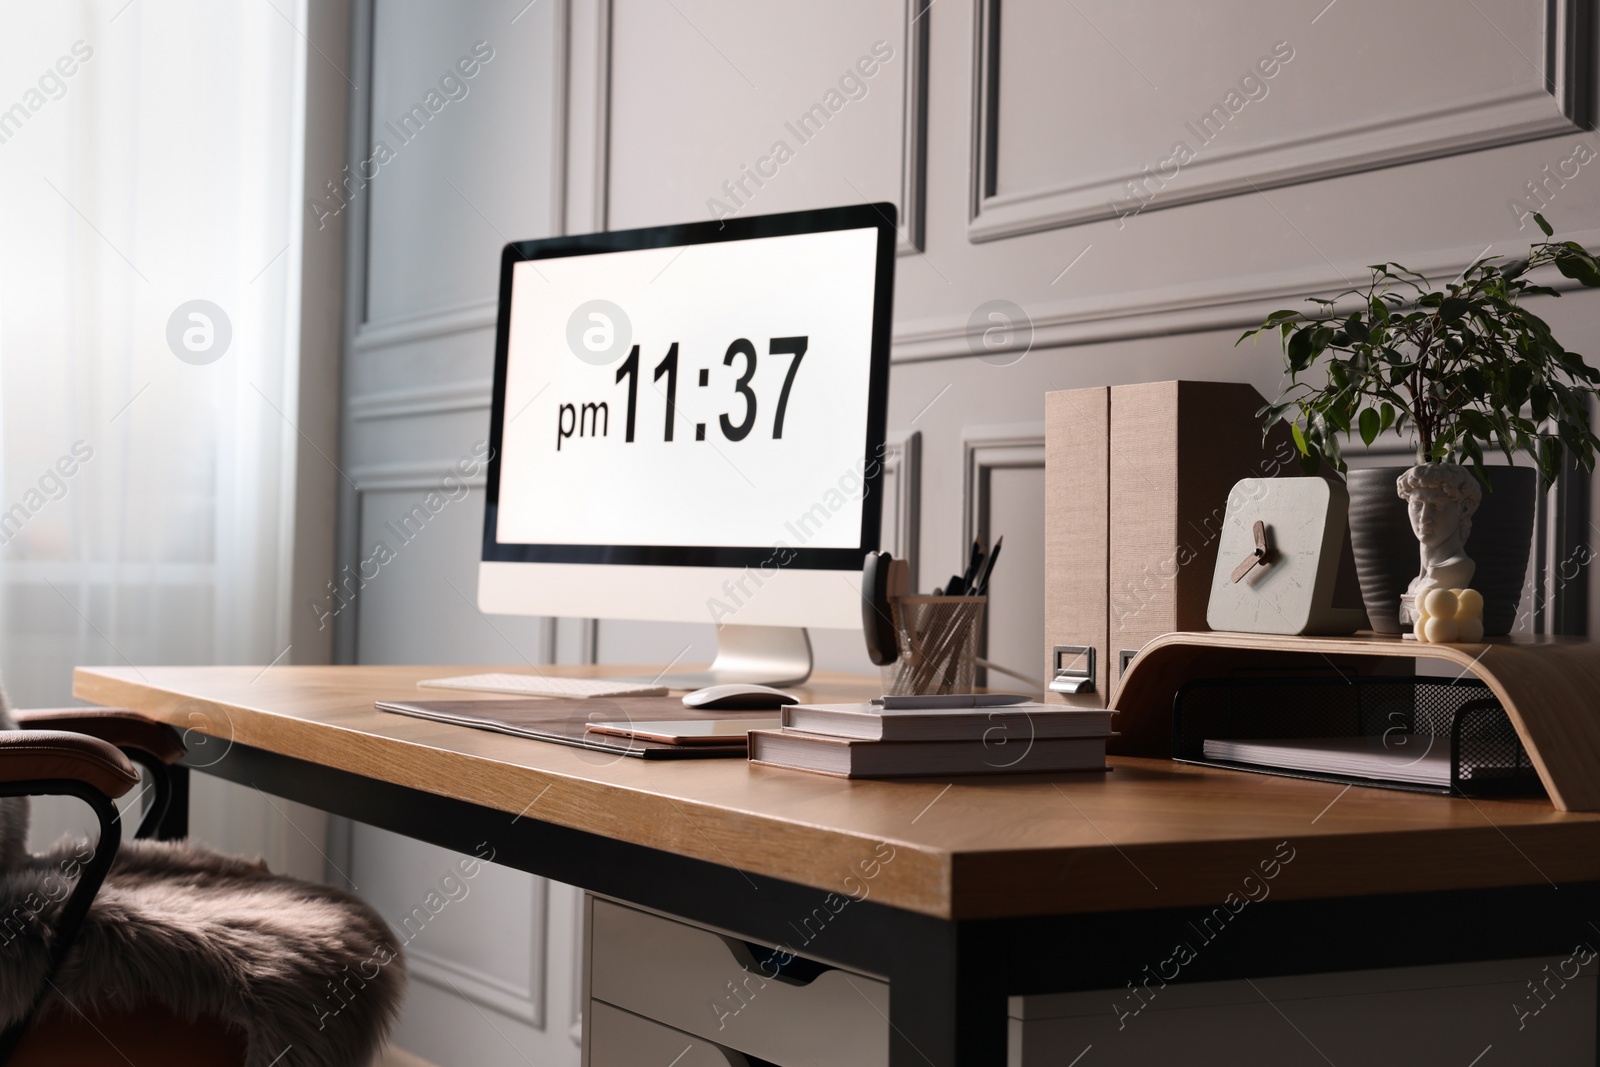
top-left (0, 705), bottom-right (404, 1066)
top-left (12, 708), bottom-right (186, 838)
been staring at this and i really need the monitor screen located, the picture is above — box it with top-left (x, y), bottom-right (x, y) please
top-left (483, 205), bottom-right (895, 572)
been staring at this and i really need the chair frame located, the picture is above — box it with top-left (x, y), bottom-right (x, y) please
top-left (0, 780), bottom-right (122, 1063)
top-left (0, 710), bottom-right (187, 1065)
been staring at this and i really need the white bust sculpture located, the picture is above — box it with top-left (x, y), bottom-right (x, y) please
top-left (1397, 464), bottom-right (1482, 607)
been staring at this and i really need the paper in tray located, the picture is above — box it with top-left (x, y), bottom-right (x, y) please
top-left (1202, 735), bottom-right (1450, 787)
top-left (1173, 675), bottom-right (1544, 798)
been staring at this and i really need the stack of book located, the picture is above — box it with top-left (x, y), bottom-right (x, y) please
top-left (748, 696), bottom-right (1117, 778)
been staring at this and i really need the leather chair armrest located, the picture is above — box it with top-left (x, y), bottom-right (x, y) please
top-left (0, 731), bottom-right (140, 799)
top-left (13, 708), bottom-right (186, 765)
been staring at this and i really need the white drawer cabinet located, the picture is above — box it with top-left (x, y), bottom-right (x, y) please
top-left (1008, 959), bottom-right (1595, 1066)
top-left (585, 895), bottom-right (1595, 1067)
top-left (585, 896), bottom-right (889, 1067)
top-left (588, 1000), bottom-right (757, 1067)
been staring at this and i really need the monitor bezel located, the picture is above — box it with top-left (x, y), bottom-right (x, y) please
top-left (481, 203), bottom-right (897, 571)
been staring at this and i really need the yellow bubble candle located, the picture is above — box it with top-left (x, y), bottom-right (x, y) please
top-left (1413, 587), bottom-right (1484, 643)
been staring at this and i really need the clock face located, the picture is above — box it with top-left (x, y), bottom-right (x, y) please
top-left (1206, 478), bottom-right (1334, 635)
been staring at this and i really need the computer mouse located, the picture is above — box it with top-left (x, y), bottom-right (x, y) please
top-left (682, 684), bottom-right (800, 710)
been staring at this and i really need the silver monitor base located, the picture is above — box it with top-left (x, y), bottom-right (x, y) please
top-left (623, 624), bottom-right (813, 689)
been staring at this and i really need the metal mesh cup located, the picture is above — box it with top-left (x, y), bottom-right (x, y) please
top-left (879, 596), bottom-right (986, 697)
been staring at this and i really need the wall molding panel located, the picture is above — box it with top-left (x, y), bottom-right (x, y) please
top-left (568, 883), bottom-right (585, 1045)
top-left (354, 0), bottom-right (570, 338)
top-left (959, 423), bottom-right (1045, 685)
top-left (960, 423), bottom-right (1044, 556)
top-left (348, 459), bottom-right (488, 493)
top-left (892, 228), bottom-right (1600, 363)
top-left (353, 301), bottom-right (497, 353)
top-left (968, 0), bottom-right (1598, 243)
top-left (349, 379), bottom-right (494, 421)
top-left (406, 876), bottom-right (548, 1026)
top-left (881, 430), bottom-right (923, 590)
top-left (897, 0), bottom-right (931, 253)
top-left (593, 0), bottom-right (929, 250)
top-left (347, 226), bottom-right (1600, 367)
top-left (586, 0), bottom-right (612, 234)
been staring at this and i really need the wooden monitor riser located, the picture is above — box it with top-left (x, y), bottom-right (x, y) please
top-left (1112, 632), bottom-right (1600, 812)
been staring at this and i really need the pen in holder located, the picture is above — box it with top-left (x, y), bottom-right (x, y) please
top-left (880, 595), bottom-right (986, 697)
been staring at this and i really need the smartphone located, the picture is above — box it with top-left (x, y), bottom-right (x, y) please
top-left (584, 718), bottom-right (781, 745)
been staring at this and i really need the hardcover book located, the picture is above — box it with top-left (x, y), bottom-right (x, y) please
top-left (748, 730), bottom-right (1109, 779)
top-left (781, 702), bottom-right (1115, 743)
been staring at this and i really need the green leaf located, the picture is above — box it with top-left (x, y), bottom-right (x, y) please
top-left (1539, 437), bottom-right (1563, 487)
top-left (1380, 402), bottom-right (1395, 433)
top-left (1286, 328), bottom-right (1315, 372)
top-left (1555, 252), bottom-right (1600, 287)
top-left (1508, 364), bottom-right (1533, 403)
top-left (1358, 406), bottom-right (1380, 446)
top-left (1290, 421), bottom-right (1309, 456)
top-left (1534, 212), bottom-right (1554, 238)
top-left (1325, 402), bottom-right (1351, 434)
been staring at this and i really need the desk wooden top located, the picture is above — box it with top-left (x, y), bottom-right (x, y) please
top-left (74, 663), bottom-right (1600, 921)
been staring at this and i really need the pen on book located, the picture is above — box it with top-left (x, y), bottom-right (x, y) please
top-left (873, 693), bottom-right (1033, 709)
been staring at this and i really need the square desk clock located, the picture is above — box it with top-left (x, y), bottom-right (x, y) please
top-left (1205, 477), bottom-right (1369, 636)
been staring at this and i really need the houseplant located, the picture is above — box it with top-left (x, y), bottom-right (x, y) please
top-left (1240, 214), bottom-right (1600, 633)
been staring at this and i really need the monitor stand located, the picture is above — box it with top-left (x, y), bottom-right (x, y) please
top-left (627, 624), bottom-right (813, 689)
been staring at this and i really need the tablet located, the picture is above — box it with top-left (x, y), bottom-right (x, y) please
top-left (584, 718), bottom-right (781, 745)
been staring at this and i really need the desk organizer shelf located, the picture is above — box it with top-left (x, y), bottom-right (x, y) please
top-left (1172, 675), bottom-right (1544, 798)
top-left (1108, 632), bottom-right (1600, 811)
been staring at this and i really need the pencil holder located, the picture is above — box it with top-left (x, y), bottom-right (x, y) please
top-left (880, 596), bottom-right (986, 697)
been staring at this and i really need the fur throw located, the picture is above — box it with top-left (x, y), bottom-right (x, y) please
top-left (0, 693), bottom-right (405, 1066)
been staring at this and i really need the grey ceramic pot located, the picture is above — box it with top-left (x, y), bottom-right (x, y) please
top-left (1346, 464), bottom-right (1536, 635)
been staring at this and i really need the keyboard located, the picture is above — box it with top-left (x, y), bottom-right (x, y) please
top-left (418, 672), bottom-right (669, 699)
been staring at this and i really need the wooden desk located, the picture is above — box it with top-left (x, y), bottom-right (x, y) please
top-left (74, 664), bottom-right (1600, 1066)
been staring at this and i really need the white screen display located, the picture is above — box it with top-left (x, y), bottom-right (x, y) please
top-left (495, 227), bottom-right (880, 550)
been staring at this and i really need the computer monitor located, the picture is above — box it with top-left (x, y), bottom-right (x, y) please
top-left (479, 203), bottom-right (896, 686)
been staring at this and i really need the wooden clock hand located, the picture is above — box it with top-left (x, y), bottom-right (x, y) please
top-left (1229, 520), bottom-right (1272, 583)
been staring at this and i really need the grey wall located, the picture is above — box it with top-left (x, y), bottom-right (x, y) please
top-left (334, 2), bottom-right (1600, 1063)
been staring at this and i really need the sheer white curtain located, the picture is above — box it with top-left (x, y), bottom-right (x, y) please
top-left (0, 1), bottom-right (320, 866)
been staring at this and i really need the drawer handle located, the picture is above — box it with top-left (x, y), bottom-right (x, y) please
top-left (720, 936), bottom-right (834, 987)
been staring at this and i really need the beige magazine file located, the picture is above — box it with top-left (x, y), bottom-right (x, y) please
top-left (1043, 380), bottom-right (1361, 716)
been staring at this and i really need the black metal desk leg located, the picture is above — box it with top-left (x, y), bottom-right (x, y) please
top-left (156, 764), bottom-right (190, 840)
top-left (889, 923), bottom-right (1007, 1066)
